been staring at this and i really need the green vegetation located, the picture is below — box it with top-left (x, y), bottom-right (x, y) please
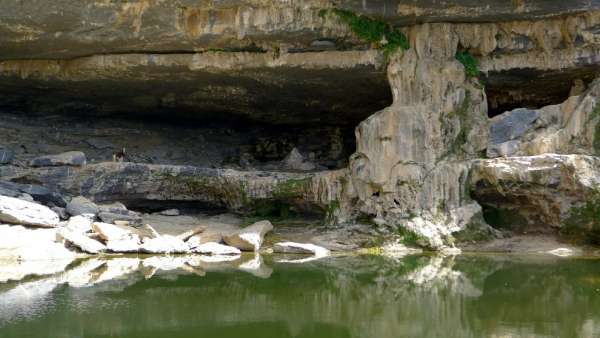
top-left (395, 225), bottom-right (426, 247)
top-left (455, 51), bottom-right (480, 78)
top-left (324, 200), bottom-right (340, 225)
top-left (561, 193), bottom-right (600, 245)
top-left (322, 8), bottom-right (410, 54)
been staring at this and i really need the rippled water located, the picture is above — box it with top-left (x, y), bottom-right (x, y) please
top-left (1, 254), bottom-right (599, 338)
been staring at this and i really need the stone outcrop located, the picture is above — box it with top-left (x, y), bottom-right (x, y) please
top-left (470, 154), bottom-right (600, 238)
top-left (30, 151), bottom-right (86, 167)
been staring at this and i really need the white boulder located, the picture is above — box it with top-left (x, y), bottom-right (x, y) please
top-left (57, 228), bottom-right (106, 254)
top-left (273, 242), bottom-right (330, 257)
top-left (190, 241), bottom-right (241, 256)
top-left (223, 220), bottom-right (273, 251)
top-left (0, 196), bottom-right (59, 227)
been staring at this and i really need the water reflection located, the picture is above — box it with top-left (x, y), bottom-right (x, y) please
top-left (0, 254), bottom-right (599, 338)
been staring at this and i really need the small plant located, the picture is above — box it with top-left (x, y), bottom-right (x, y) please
top-left (323, 8), bottom-right (410, 54)
top-left (455, 51), bottom-right (480, 78)
top-left (395, 225), bottom-right (426, 247)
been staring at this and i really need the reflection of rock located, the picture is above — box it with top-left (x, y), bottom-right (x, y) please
top-left (273, 242), bottom-right (330, 257)
top-left (0, 224), bottom-right (76, 279)
top-left (404, 256), bottom-right (482, 298)
top-left (0, 196), bottom-right (59, 227)
top-left (223, 220), bottom-right (273, 251)
top-left (237, 253), bottom-right (273, 279)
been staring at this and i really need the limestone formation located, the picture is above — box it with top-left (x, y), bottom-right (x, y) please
top-left (189, 241), bottom-right (242, 256)
top-left (57, 228), bottom-right (106, 254)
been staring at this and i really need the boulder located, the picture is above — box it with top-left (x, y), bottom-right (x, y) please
top-left (0, 195), bottom-right (60, 227)
top-left (106, 238), bottom-right (140, 253)
top-left (489, 108), bottom-right (540, 145)
top-left (187, 228), bottom-right (224, 245)
top-left (57, 228), bottom-right (106, 254)
top-left (0, 181), bottom-right (67, 207)
top-left (273, 242), bottom-right (330, 257)
top-left (29, 151), bottom-right (87, 167)
top-left (188, 239), bottom-right (241, 256)
top-left (0, 147), bottom-right (14, 164)
top-left (66, 196), bottom-right (99, 216)
top-left (140, 235), bottom-right (189, 254)
top-left (65, 215), bottom-right (93, 234)
top-left (223, 220), bottom-right (273, 251)
top-left (98, 211), bottom-right (142, 225)
top-left (92, 222), bottom-right (140, 242)
top-left (176, 225), bottom-right (206, 241)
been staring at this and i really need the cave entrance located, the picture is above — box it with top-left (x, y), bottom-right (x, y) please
top-left (482, 65), bottom-right (600, 118)
top-left (0, 62), bottom-right (392, 172)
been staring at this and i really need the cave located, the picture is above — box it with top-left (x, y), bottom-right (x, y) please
top-left (482, 65), bottom-right (600, 118)
top-left (0, 54), bottom-right (392, 171)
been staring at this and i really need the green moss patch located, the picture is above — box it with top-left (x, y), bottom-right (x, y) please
top-left (455, 51), bottom-right (480, 78)
top-left (324, 9), bottom-right (410, 54)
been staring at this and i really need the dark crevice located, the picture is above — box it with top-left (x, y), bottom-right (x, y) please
top-left (483, 65), bottom-right (600, 118)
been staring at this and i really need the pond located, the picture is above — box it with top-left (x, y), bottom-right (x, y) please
top-left (1, 254), bottom-right (599, 338)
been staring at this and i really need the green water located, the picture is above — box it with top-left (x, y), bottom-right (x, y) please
top-left (1, 254), bottom-right (600, 338)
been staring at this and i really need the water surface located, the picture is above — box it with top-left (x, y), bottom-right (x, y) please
top-left (1, 254), bottom-right (599, 338)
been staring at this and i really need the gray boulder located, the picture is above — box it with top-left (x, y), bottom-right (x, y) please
top-left (489, 108), bottom-right (539, 145)
top-left (0, 195), bottom-right (60, 227)
top-left (66, 196), bottom-right (99, 216)
top-left (281, 148), bottom-right (316, 171)
top-left (0, 181), bottom-right (67, 207)
top-left (98, 211), bottom-right (142, 225)
top-left (30, 151), bottom-right (87, 167)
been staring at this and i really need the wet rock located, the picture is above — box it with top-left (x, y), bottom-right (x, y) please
top-left (160, 209), bottom-right (180, 216)
top-left (29, 151), bottom-right (87, 167)
top-left (0, 147), bottom-right (13, 164)
top-left (0, 181), bottom-right (67, 207)
top-left (188, 240), bottom-right (241, 256)
top-left (66, 196), bottom-right (99, 216)
top-left (0, 196), bottom-right (60, 227)
top-left (223, 220), bottom-right (273, 251)
top-left (140, 235), bottom-right (189, 254)
top-left (273, 242), bottom-right (330, 257)
top-left (57, 228), bottom-right (106, 254)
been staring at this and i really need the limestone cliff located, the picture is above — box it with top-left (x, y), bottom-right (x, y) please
top-left (2, 1), bottom-right (600, 249)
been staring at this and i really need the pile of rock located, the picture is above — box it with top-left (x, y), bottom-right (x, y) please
top-left (0, 193), bottom-right (279, 260)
